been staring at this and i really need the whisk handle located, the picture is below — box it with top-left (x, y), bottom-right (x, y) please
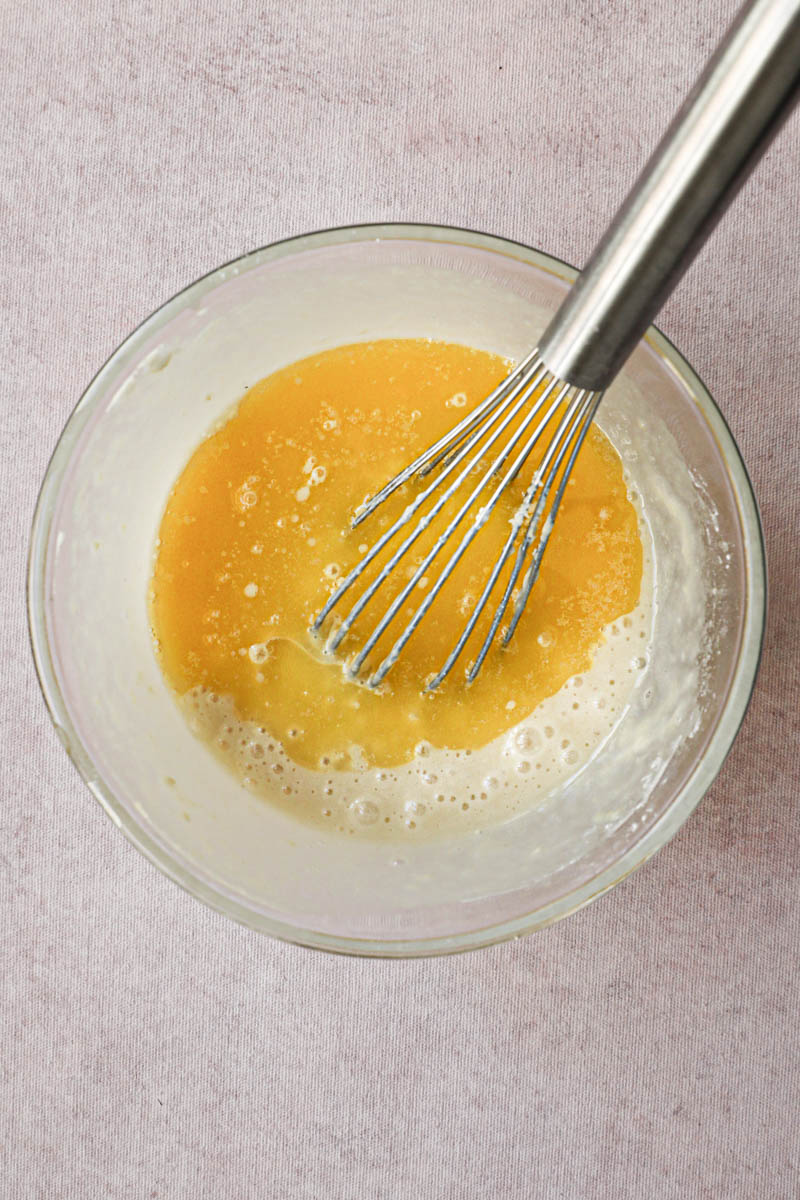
top-left (538, 0), bottom-right (800, 392)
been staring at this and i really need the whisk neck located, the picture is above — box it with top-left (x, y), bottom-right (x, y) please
top-left (538, 0), bottom-right (800, 394)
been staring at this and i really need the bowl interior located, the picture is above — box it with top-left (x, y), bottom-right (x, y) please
top-left (29, 226), bottom-right (764, 954)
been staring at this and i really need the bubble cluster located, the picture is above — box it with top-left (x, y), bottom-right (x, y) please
top-left (446, 391), bottom-right (468, 408)
top-left (179, 570), bottom-right (653, 840)
top-left (349, 799), bottom-right (379, 825)
top-left (236, 479), bottom-right (259, 510)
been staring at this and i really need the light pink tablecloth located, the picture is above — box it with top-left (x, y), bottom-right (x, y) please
top-left (3, 1), bottom-right (798, 1195)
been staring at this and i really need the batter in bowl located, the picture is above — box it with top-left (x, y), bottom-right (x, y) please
top-left (150, 338), bottom-right (651, 836)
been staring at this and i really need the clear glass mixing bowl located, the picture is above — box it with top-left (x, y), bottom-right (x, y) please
top-left (28, 224), bottom-right (765, 956)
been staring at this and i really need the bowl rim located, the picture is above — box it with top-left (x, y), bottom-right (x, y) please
top-left (26, 221), bottom-right (766, 957)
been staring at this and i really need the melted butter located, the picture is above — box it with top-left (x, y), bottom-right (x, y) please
top-left (150, 339), bottom-right (643, 771)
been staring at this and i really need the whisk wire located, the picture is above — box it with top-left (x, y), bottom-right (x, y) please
top-left (503, 390), bottom-right (604, 648)
top-left (416, 350), bottom-right (545, 480)
top-left (428, 385), bottom-right (590, 689)
top-left (314, 357), bottom-right (550, 650)
top-left (310, 356), bottom-right (603, 688)
top-left (365, 376), bottom-right (582, 688)
top-left (352, 349), bottom-right (543, 528)
top-left (464, 389), bottom-right (600, 685)
top-left (345, 368), bottom-right (563, 681)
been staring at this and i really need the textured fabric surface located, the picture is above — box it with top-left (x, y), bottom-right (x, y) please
top-left (3, 1), bottom-right (799, 1196)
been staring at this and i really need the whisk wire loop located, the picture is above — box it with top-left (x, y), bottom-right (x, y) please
top-left (429, 385), bottom-right (597, 689)
top-left (311, 354), bottom-right (602, 688)
top-left (314, 355), bottom-right (550, 652)
top-left (465, 388), bottom-right (602, 685)
top-left (365, 378), bottom-right (584, 688)
top-left (503, 390), bottom-right (604, 648)
top-left (344, 368), bottom-right (563, 681)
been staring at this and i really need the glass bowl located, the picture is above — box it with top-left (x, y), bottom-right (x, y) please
top-left (28, 223), bottom-right (765, 956)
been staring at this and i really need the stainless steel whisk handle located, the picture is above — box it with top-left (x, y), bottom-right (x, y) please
top-left (538, 0), bottom-right (800, 393)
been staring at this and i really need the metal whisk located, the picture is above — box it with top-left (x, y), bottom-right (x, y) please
top-left (313, 0), bottom-right (800, 689)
